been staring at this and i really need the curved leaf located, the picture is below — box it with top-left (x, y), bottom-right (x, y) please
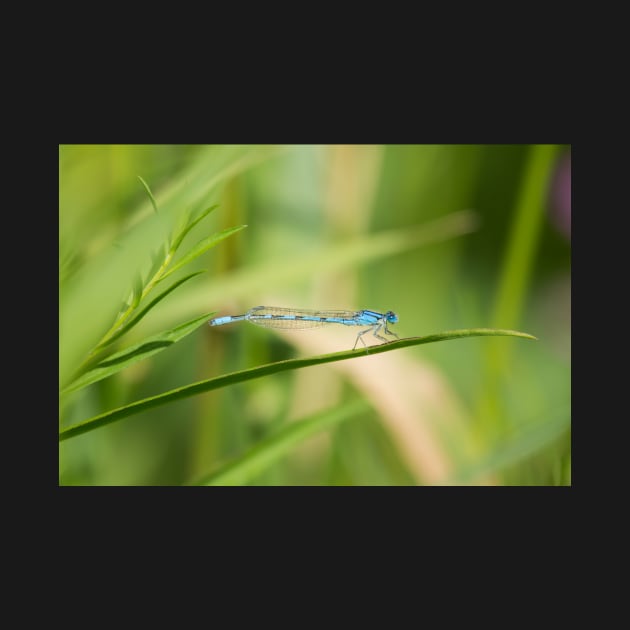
top-left (102, 270), bottom-right (206, 347)
top-left (59, 328), bottom-right (536, 441)
top-left (170, 204), bottom-right (220, 253)
top-left (137, 175), bottom-right (159, 214)
top-left (159, 225), bottom-right (247, 284)
top-left (61, 311), bottom-right (214, 396)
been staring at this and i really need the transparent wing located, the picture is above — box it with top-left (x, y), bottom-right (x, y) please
top-left (246, 306), bottom-right (360, 330)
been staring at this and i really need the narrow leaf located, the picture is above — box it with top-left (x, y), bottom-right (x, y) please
top-left (130, 272), bottom-right (144, 310)
top-left (101, 271), bottom-right (205, 348)
top-left (138, 175), bottom-right (159, 214)
top-left (61, 311), bottom-right (215, 396)
top-left (194, 400), bottom-right (370, 485)
top-left (170, 204), bottom-right (220, 253)
top-left (59, 328), bottom-right (536, 441)
top-left (169, 207), bottom-right (192, 251)
top-left (145, 243), bottom-right (168, 285)
top-left (159, 225), bottom-right (247, 284)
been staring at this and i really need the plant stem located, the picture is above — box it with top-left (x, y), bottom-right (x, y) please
top-left (77, 248), bottom-right (175, 371)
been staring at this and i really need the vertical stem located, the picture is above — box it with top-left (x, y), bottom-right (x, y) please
top-left (477, 144), bottom-right (560, 428)
top-left (491, 144), bottom-right (560, 333)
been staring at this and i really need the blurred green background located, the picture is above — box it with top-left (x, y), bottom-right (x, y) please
top-left (59, 144), bottom-right (571, 485)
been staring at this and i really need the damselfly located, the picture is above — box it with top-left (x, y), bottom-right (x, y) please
top-left (209, 306), bottom-right (399, 350)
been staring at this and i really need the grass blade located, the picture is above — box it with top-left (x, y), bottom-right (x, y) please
top-left (137, 176), bottom-right (159, 214)
top-left (59, 328), bottom-right (536, 441)
top-left (170, 204), bottom-right (220, 253)
top-left (159, 225), bottom-right (247, 284)
top-left (477, 144), bottom-right (560, 424)
top-left (193, 400), bottom-right (370, 485)
top-left (130, 272), bottom-right (144, 310)
top-left (145, 243), bottom-right (169, 286)
top-left (61, 311), bottom-right (214, 396)
top-left (102, 270), bottom-right (206, 347)
top-left (60, 147), bottom-right (280, 390)
top-left (492, 145), bottom-right (560, 331)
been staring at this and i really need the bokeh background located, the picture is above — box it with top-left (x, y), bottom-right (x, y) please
top-left (59, 144), bottom-right (571, 485)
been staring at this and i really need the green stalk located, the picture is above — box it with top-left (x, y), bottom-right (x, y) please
top-left (78, 248), bottom-right (175, 371)
top-left (478, 144), bottom-right (560, 425)
top-left (60, 328), bottom-right (536, 442)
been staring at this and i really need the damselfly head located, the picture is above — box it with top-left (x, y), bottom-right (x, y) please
top-left (385, 311), bottom-right (398, 324)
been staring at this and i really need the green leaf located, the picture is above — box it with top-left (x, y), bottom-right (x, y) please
top-left (102, 270), bottom-right (205, 347)
top-left (170, 204), bottom-right (220, 253)
top-left (477, 145), bottom-right (560, 425)
top-left (59, 328), bottom-right (536, 441)
top-left (159, 225), bottom-right (247, 284)
top-left (137, 175), bottom-right (159, 214)
top-left (60, 146), bottom-right (279, 391)
top-left (145, 243), bottom-right (168, 285)
top-left (130, 272), bottom-right (144, 310)
top-left (61, 311), bottom-right (214, 396)
top-left (193, 400), bottom-right (370, 485)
